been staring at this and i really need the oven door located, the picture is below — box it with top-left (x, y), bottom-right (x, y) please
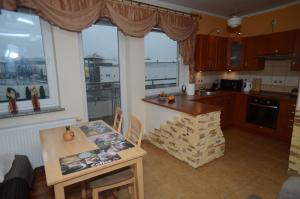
top-left (246, 102), bottom-right (279, 129)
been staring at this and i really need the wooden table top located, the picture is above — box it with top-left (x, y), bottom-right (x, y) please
top-left (39, 121), bottom-right (146, 186)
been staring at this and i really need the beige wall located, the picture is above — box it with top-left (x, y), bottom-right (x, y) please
top-left (241, 3), bottom-right (300, 37)
top-left (197, 13), bottom-right (228, 37)
top-left (0, 27), bottom-right (87, 129)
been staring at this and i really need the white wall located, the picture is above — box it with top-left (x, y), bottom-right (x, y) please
top-left (120, 35), bottom-right (146, 131)
top-left (0, 27), bottom-right (87, 129)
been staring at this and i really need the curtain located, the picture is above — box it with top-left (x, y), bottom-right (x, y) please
top-left (158, 11), bottom-right (198, 66)
top-left (103, 1), bottom-right (157, 37)
top-left (0, 0), bottom-right (198, 66)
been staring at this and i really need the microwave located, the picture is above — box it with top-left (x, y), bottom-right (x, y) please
top-left (220, 79), bottom-right (243, 91)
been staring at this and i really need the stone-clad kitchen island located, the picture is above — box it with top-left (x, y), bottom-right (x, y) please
top-left (143, 95), bottom-right (225, 168)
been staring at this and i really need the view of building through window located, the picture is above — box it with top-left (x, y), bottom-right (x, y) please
top-left (82, 23), bottom-right (120, 124)
top-left (144, 30), bottom-right (179, 90)
top-left (0, 10), bottom-right (49, 103)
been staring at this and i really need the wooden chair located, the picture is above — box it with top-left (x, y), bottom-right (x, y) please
top-left (89, 115), bottom-right (143, 199)
top-left (126, 115), bottom-right (143, 147)
top-left (112, 107), bottom-right (123, 133)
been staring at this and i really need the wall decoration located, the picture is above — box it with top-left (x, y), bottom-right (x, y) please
top-left (31, 86), bottom-right (40, 111)
top-left (6, 87), bottom-right (18, 114)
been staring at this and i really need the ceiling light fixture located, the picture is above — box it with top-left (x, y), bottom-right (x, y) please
top-left (227, 16), bottom-right (242, 28)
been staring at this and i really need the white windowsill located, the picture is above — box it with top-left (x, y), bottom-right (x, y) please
top-left (0, 106), bottom-right (65, 119)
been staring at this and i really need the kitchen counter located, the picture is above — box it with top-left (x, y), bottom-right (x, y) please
top-left (142, 95), bottom-right (223, 116)
top-left (143, 90), bottom-right (297, 116)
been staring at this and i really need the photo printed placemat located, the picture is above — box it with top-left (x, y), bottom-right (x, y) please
top-left (79, 121), bottom-right (112, 137)
top-left (94, 133), bottom-right (135, 152)
top-left (59, 149), bottom-right (121, 175)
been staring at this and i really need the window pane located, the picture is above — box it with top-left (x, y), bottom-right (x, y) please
top-left (0, 10), bottom-right (49, 102)
top-left (144, 31), bottom-right (178, 90)
top-left (82, 23), bottom-right (120, 124)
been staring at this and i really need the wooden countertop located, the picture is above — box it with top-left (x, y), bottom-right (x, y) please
top-left (142, 90), bottom-right (297, 116)
top-left (142, 95), bottom-right (223, 116)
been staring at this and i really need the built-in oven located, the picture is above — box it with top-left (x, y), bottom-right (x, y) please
top-left (246, 96), bottom-right (280, 129)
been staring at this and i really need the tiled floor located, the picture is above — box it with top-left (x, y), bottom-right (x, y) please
top-left (118, 128), bottom-right (290, 199)
top-left (32, 128), bottom-right (291, 199)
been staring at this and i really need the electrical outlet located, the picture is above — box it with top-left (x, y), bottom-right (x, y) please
top-left (272, 76), bottom-right (285, 85)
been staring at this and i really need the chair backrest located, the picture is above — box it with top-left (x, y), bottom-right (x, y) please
top-left (127, 115), bottom-right (143, 147)
top-left (113, 107), bottom-right (123, 133)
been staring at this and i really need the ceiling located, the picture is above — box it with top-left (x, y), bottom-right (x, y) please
top-left (158, 0), bottom-right (299, 17)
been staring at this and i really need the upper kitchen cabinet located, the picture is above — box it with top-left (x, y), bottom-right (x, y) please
top-left (269, 30), bottom-right (296, 54)
top-left (292, 30), bottom-right (300, 70)
top-left (195, 34), bottom-right (209, 71)
top-left (227, 38), bottom-right (244, 70)
top-left (195, 34), bottom-right (228, 72)
top-left (243, 36), bottom-right (265, 70)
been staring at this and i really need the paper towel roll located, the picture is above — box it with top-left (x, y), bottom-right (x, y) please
top-left (187, 83), bottom-right (195, 96)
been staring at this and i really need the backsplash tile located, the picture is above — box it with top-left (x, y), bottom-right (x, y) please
top-left (194, 60), bottom-right (300, 92)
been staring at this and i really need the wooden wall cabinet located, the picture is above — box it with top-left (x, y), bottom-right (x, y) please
top-left (227, 39), bottom-right (243, 70)
top-left (269, 30), bottom-right (296, 54)
top-left (195, 34), bottom-right (228, 72)
top-left (195, 29), bottom-right (300, 72)
top-left (243, 36), bottom-right (265, 70)
top-left (292, 30), bottom-right (300, 70)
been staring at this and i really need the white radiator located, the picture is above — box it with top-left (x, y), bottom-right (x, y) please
top-left (0, 118), bottom-right (76, 168)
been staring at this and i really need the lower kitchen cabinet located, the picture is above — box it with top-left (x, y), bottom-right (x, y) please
top-left (232, 93), bottom-right (248, 126)
top-left (276, 100), bottom-right (297, 141)
top-left (196, 94), bottom-right (233, 128)
top-left (196, 92), bottom-right (297, 142)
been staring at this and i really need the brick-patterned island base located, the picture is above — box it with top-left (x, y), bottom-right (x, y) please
top-left (146, 111), bottom-right (225, 168)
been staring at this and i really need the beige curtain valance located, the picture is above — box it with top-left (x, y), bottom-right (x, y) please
top-left (0, 0), bottom-right (199, 66)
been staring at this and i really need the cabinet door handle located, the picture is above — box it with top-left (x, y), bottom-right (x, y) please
top-left (289, 125), bottom-right (293, 128)
top-left (289, 120), bottom-right (294, 122)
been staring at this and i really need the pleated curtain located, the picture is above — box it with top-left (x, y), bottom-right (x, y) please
top-left (0, 0), bottom-right (199, 67)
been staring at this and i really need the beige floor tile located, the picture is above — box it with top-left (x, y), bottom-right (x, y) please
top-left (139, 128), bottom-right (290, 199)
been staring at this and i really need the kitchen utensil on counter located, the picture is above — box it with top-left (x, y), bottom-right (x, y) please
top-left (252, 78), bottom-right (262, 92)
top-left (243, 81), bottom-right (252, 92)
top-left (291, 88), bottom-right (299, 97)
top-left (187, 83), bottom-right (195, 96)
top-left (181, 84), bottom-right (186, 93)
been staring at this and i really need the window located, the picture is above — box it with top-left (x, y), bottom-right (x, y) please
top-left (144, 30), bottom-right (179, 90)
top-left (0, 10), bottom-right (58, 113)
top-left (82, 21), bottom-right (120, 124)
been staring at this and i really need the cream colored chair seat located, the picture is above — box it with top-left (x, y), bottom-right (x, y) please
top-left (90, 169), bottom-right (133, 188)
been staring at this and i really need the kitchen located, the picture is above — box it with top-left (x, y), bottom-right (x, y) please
top-left (0, 0), bottom-right (300, 199)
top-left (142, 0), bottom-right (300, 192)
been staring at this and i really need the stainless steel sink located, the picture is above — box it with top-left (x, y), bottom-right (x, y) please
top-left (199, 91), bottom-right (216, 96)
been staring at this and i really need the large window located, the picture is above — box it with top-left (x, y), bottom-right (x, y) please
top-left (144, 30), bottom-right (179, 90)
top-left (0, 10), bottom-right (58, 113)
top-left (82, 21), bottom-right (120, 124)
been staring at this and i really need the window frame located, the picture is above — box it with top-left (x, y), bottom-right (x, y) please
top-left (144, 29), bottom-right (183, 96)
top-left (0, 11), bottom-right (59, 113)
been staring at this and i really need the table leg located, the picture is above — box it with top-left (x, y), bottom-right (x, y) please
top-left (54, 183), bottom-right (65, 199)
top-left (135, 158), bottom-right (144, 199)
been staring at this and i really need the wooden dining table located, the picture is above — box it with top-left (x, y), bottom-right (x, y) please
top-left (39, 120), bottom-right (147, 199)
